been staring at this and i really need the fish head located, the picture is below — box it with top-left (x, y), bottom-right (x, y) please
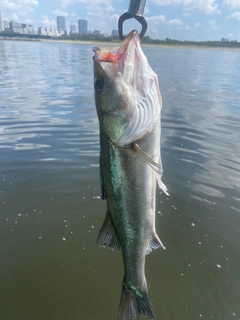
top-left (93, 30), bottom-right (161, 146)
top-left (93, 31), bottom-right (141, 117)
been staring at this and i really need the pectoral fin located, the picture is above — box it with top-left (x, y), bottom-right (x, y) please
top-left (97, 210), bottom-right (120, 252)
top-left (132, 143), bottom-right (169, 196)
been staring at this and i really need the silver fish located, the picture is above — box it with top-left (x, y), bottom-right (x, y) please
top-left (93, 30), bottom-right (168, 320)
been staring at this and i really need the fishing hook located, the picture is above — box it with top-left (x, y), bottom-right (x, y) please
top-left (118, 0), bottom-right (148, 40)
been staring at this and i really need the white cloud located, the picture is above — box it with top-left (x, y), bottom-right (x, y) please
top-left (209, 19), bottom-right (218, 30)
top-left (24, 18), bottom-right (33, 24)
top-left (195, 22), bottom-right (201, 28)
top-left (39, 15), bottom-right (57, 28)
top-left (11, 13), bottom-right (20, 21)
top-left (226, 11), bottom-right (240, 20)
top-left (108, 13), bottom-right (120, 22)
top-left (146, 14), bottom-right (166, 24)
top-left (52, 9), bottom-right (69, 17)
top-left (105, 5), bottom-right (114, 12)
top-left (223, 0), bottom-right (240, 10)
top-left (144, 6), bottom-right (150, 15)
top-left (46, 0), bottom-right (73, 9)
top-left (19, 10), bottom-right (33, 16)
top-left (85, 1), bottom-right (115, 18)
top-left (146, 15), bottom-right (183, 27)
top-left (2, 0), bottom-right (38, 10)
top-left (83, 1), bottom-right (118, 34)
top-left (21, 0), bottom-right (38, 4)
top-left (47, 0), bottom-right (113, 9)
top-left (168, 18), bottom-right (183, 27)
top-left (149, 0), bottom-right (219, 14)
top-left (1, 0), bottom-right (38, 21)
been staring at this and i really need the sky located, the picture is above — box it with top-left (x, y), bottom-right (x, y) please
top-left (1, 0), bottom-right (240, 41)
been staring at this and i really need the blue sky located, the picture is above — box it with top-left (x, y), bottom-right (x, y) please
top-left (1, 0), bottom-right (240, 41)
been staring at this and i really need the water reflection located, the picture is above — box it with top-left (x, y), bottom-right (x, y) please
top-left (0, 41), bottom-right (98, 162)
top-left (146, 46), bottom-right (240, 197)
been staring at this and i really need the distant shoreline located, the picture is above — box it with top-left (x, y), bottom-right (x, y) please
top-left (1, 36), bottom-right (240, 51)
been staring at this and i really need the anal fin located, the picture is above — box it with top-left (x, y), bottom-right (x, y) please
top-left (97, 211), bottom-right (120, 252)
top-left (146, 232), bottom-right (166, 254)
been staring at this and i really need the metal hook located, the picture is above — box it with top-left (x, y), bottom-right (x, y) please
top-left (128, 0), bottom-right (146, 16)
top-left (118, 0), bottom-right (148, 40)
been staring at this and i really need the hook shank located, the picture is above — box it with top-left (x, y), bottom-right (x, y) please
top-left (128, 0), bottom-right (146, 16)
top-left (118, 0), bottom-right (148, 40)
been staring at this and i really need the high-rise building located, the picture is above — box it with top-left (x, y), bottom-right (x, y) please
top-left (0, 10), bottom-right (3, 33)
top-left (112, 29), bottom-right (118, 37)
top-left (38, 27), bottom-right (46, 36)
top-left (3, 20), bottom-right (10, 32)
top-left (70, 24), bottom-right (77, 34)
top-left (57, 16), bottom-right (66, 32)
top-left (22, 23), bottom-right (35, 34)
top-left (78, 19), bottom-right (87, 35)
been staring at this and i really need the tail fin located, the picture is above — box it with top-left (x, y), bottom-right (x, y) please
top-left (117, 282), bottom-right (156, 320)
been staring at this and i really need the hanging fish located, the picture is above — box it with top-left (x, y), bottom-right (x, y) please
top-left (93, 30), bottom-right (168, 320)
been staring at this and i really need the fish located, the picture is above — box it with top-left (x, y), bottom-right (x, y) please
top-left (93, 30), bottom-right (168, 320)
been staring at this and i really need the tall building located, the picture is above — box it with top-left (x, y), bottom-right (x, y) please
top-left (70, 24), bottom-right (77, 34)
top-left (112, 29), bottom-right (118, 37)
top-left (0, 10), bottom-right (3, 32)
top-left (22, 23), bottom-right (35, 34)
top-left (38, 27), bottom-right (46, 36)
top-left (57, 16), bottom-right (66, 32)
top-left (78, 19), bottom-right (87, 35)
top-left (3, 20), bottom-right (10, 32)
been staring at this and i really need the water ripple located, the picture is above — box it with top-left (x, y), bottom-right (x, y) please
top-left (0, 40), bottom-right (240, 320)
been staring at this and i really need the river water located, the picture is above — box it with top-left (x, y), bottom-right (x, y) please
top-left (0, 39), bottom-right (240, 320)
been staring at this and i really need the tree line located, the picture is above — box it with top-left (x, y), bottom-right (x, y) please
top-left (1, 31), bottom-right (240, 48)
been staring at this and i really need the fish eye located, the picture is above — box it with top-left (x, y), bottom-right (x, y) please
top-left (94, 77), bottom-right (104, 91)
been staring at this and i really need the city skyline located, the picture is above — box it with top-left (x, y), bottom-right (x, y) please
top-left (0, 1), bottom-right (240, 41)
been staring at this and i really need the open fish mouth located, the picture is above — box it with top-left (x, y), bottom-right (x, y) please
top-left (92, 30), bottom-right (146, 83)
top-left (93, 30), bottom-right (140, 63)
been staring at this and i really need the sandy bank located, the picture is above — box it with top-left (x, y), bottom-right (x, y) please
top-left (1, 37), bottom-right (240, 51)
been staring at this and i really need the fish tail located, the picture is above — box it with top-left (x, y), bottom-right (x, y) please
top-left (117, 281), bottom-right (156, 320)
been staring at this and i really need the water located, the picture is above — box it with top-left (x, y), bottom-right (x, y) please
top-left (0, 39), bottom-right (240, 320)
